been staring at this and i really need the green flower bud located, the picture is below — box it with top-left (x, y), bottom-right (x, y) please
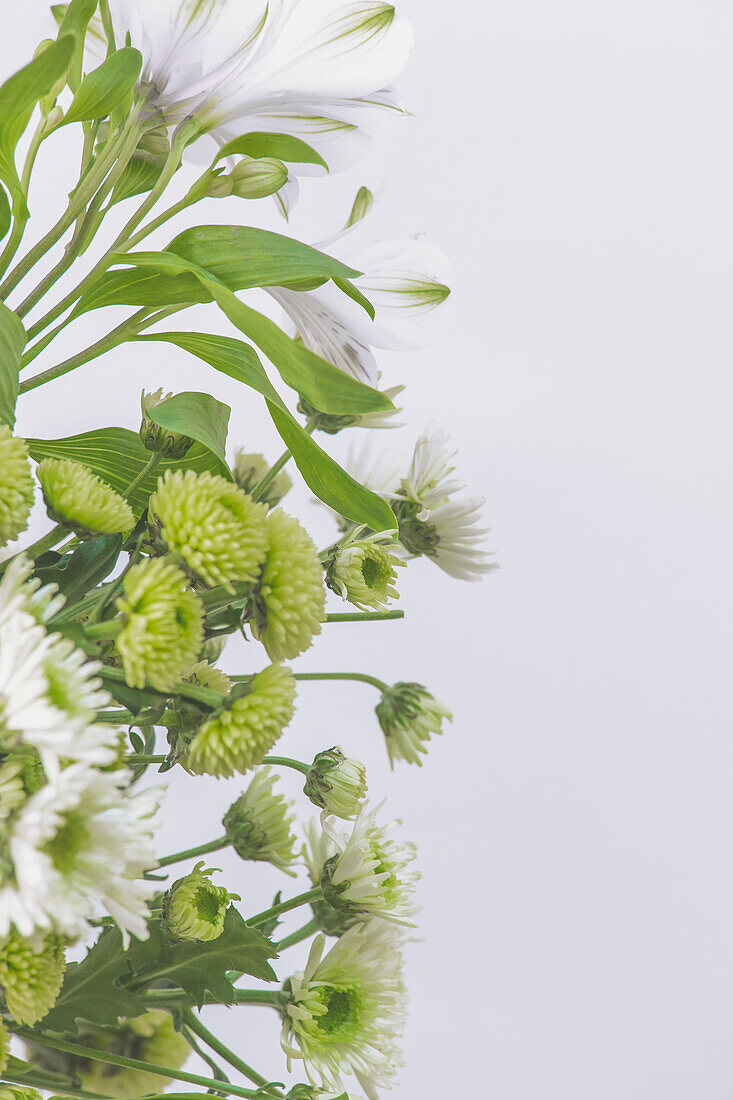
top-left (139, 389), bottom-right (194, 458)
top-left (232, 450), bottom-right (292, 508)
top-left (36, 458), bottom-right (134, 538)
top-left (375, 682), bottom-right (453, 767)
top-left (0, 427), bottom-right (34, 548)
top-left (324, 532), bottom-right (403, 612)
top-left (223, 767), bottom-right (298, 872)
top-left (0, 929), bottom-right (65, 1026)
top-left (115, 557), bottom-right (204, 691)
top-left (163, 862), bottom-right (236, 942)
top-left (303, 747), bottom-right (367, 819)
top-left (149, 470), bottom-right (268, 591)
top-left (185, 663), bottom-right (296, 778)
top-left (186, 659), bottom-right (232, 694)
top-left (248, 510), bottom-right (325, 661)
top-left (230, 155), bottom-right (289, 198)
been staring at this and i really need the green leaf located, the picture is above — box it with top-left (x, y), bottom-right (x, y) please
top-left (25, 428), bottom-right (223, 514)
top-left (216, 132), bottom-right (328, 171)
top-left (0, 36), bottom-right (74, 193)
top-left (63, 47), bottom-right (142, 125)
top-left (147, 391), bottom-right (231, 470)
top-left (136, 329), bottom-right (397, 532)
top-left (42, 927), bottom-right (147, 1033)
top-left (70, 266), bottom-right (210, 317)
top-left (57, 0), bottom-right (99, 90)
top-left (109, 153), bottom-right (166, 206)
top-left (33, 535), bottom-right (123, 602)
top-left (0, 183), bottom-right (10, 241)
top-left (0, 303), bottom-right (27, 428)
top-left (166, 225), bottom-right (359, 289)
top-left (139, 907), bottom-right (278, 1007)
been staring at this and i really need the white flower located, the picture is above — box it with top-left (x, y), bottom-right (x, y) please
top-left (0, 765), bottom-right (160, 943)
top-left (223, 767), bottom-right (299, 873)
top-left (304, 746), bottom-right (368, 819)
top-left (0, 555), bottom-right (64, 628)
top-left (325, 528), bottom-right (403, 611)
top-left (375, 681), bottom-right (452, 767)
top-left (320, 803), bottom-right (419, 926)
top-left (281, 920), bottom-right (407, 1100)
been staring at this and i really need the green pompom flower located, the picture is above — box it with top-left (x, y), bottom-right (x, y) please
top-left (149, 469), bottom-right (268, 590)
top-left (325, 531), bottom-right (403, 612)
top-left (162, 862), bottom-right (236, 942)
top-left (186, 659), bottom-right (232, 694)
top-left (232, 450), bottom-right (292, 507)
top-left (0, 929), bottom-right (65, 1026)
top-left (115, 557), bottom-right (204, 691)
top-left (0, 427), bottom-right (34, 548)
top-left (249, 510), bottom-right (325, 661)
top-left (303, 747), bottom-right (368, 819)
top-left (0, 1086), bottom-right (42, 1100)
top-left (36, 458), bottom-right (134, 538)
top-left (375, 682), bottom-right (453, 767)
top-left (185, 664), bottom-right (296, 778)
top-left (223, 767), bottom-right (298, 872)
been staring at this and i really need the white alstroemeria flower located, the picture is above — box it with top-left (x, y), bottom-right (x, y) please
top-left (281, 920), bottom-right (407, 1099)
top-left (320, 803), bottom-right (419, 926)
top-left (0, 764), bottom-right (160, 943)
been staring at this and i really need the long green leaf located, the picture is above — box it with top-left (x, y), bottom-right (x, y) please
top-left (26, 429), bottom-right (223, 514)
top-left (57, 0), bottom-right (99, 90)
top-left (147, 391), bottom-right (231, 471)
top-left (0, 304), bottom-right (27, 428)
top-left (0, 183), bottom-right (10, 241)
top-left (63, 46), bottom-right (142, 125)
top-left (70, 266), bottom-right (210, 317)
top-left (135, 330), bottom-right (397, 531)
top-left (215, 132), bottom-right (328, 170)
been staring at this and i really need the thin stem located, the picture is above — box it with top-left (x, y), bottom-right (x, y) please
top-left (124, 451), bottom-right (160, 498)
top-left (251, 448), bottom-right (291, 502)
top-left (247, 886), bottom-right (322, 927)
top-left (0, 1073), bottom-right (115, 1100)
top-left (19, 314), bottom-right (142, 394)
top-left (292, 670), bottom-right (390, 692)
top-left (183, 1011), bottom-right (269, 1090)
top-left (126, 752), bottom-right (167, 764)
top-left (14, 1031), bottom-right (258, 1099)
top-left (140, 988), bottom-right (285, 1010)
top-left (276, 916), bottom-right (320, 951)
top-left (180, 1024), bottom-right (231, 1085)
top-left (156, 836), bottom-right (230, 868)
top-left (83, 620), bottom-right (122, 641)
top-left (123, 192), bottom-right (196, 251)
top-left (262, 754), bottom-right (310, 776)
top-left (325, 609), bottom-right (405, 623)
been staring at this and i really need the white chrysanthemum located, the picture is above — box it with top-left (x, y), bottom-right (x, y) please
top-left (325, 528), bottom-right (402, 611)
top-left (223, 767), bottom-right (298, 872)
top-left (0, 555), bottom-right (64, 630)
top-left (281, 920), bottom-right (407, 1099)
top-left (320, 803), bottom-right (418, 926)
top-left (0, 765), bottom-right (160, 943)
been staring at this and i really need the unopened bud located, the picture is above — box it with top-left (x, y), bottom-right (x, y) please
top-left (139, 389), bottom-right (193, 458)
top-left (325, 532), bottom-right (403, 612)
top-left (223, 768), bottom-right (298, 872)
top-left (303, 747), bottom-right (367, 819)
top-left (232, 450), bottom-right (292, 507)
top-left (230, 156), bottom-right (288, 199)
top-left (376, 682), bottom-right (452, 767)
top-left (162, 863), bottom-right (237, 942)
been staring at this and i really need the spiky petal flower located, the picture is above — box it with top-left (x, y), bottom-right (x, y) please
top-left (185, 664), bottom-right (296, 778)
top-left (0, 554), bottom-right (64, 628)
top-left (232, 450), bottom-right (292, 508)
top-left (149, 470), bottom-right (268, 590)
top-left (0, 928), bottom-right (65, 1025)
top-left (320, 804), bottom-right (418, 926)
top-left (249, 510), bottom-right (325, 661)
top-left (223, 767), bottom-right (298, 872)
top-left (281, 921), bottom-right (407, 1099)
top-left (375, 681), bottom-right (452, 767)
top-left (115, 557), bottom-right (204, 691)
top-left (303, 820), bottom-right (356, 937)
top-left (0, 427), bottom-right (34, 548)
top-left (36, 458), bottom-right (134, 538)
top-left (163, 862), bottom-right (235, 942)
top-left (324, 529), bottom-right (402, 611)
top-left (0, 764), bottom-right (160, 943)
top-left (304, 747), bottom-right (367, 819)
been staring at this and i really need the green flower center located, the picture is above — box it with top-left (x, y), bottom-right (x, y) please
top-left (368, 840), bottom-right (399, 905)
top-left (315, 985), bottom-right (359, 1037)
top-left (195, 885), bottom-right (222, 924)
top-left (45, 664), bottom-right (80, 717)
top-left (45, 810), bottom-right (89, 874)
top-left (361, 553), bottom-right (390, 590)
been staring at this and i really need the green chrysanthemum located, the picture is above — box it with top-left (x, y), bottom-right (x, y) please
top-left (0, 1017), bottom-right (7, 1073)
top-left (0, 427), bottom-right (34, 548)
top-left (223, 767), bottom-right (298, 872)
top-left (375, 682), bottom-right (453, 767)
top-left (185, 664), bottom-right (296, 778)
top-left (303, 747), bottom-right (368, 819)
top-left (0, 929), bottom-right (65, 1026)
top-left (186, 659), bottom-right (232, 694)
top-left (115, 557), bottom-right (204, 691)
top-left (232, 450), bottom-right (292, 508)
top-left (325, 533), bottom-right (403, 612)
top-left (249, 510), bottom-right (325, 661)
top-left (163, 862), bottom-right (236, 942)
top-left (0, 1086), bottom-right (42, 1100)
top-left (36, 458), bottom-right (134, 538)
top-left (149, 469), bottom-right (268, 590)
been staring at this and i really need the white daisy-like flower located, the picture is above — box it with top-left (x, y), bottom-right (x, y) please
top-left (0, 555), bottom-right (65, 628)
top-left (281, 920), bottom-right (407, 1100)
top-left (375, 681), bottom-right (452, 767)
top-left (320, 803), bottom-right (419, 926)
top-left (0, 764), bottom-right (160, 943)
top-left (222, 767), bottom-right (299, 873)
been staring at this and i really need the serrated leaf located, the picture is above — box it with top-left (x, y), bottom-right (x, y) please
top-left (0, 303), bottom-right (27, 428)
top-left (42, 927), bottom-right (147, 1033)
top-left (146, 391), bottom-right (231, 471)
top-left (63, 47), bottom-right (142, 125)
top-left (215, 133), bottom-right (327, 170)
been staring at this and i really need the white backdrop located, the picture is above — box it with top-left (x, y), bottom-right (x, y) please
top-left (4, 2), bottom-right (733, 1097)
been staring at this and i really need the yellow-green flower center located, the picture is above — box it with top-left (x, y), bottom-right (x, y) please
top-left (314, 985), bottom-right (360, 1039)
top-left (45, 810), bottom-right (89, 874)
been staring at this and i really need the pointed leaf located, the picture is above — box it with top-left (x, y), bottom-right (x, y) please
top-left (70, 266), bottom-right (210, 317)
top-left (0, 183), bottom-right (10, 242)
top-left (34, 535), bottom-right (123, 602)
top-left (0, 303), bottom-right (27, 428)
top-left (216, 133), bottom-right (328, 170)
top-left (42, 927), bottom-right (147, 1033)
top-left (63, 47), bottom-right (142, 125)
top-left (147, 391), bottom-right (231, 470)
top-left (57, 0), bottom-right (99, 90)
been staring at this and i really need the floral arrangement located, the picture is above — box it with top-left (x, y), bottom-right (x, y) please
top-left (0, 2), bottom-right (494, 1098)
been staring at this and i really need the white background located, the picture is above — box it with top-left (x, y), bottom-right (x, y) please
top-left (5, 2), bottom-right (733, 1097)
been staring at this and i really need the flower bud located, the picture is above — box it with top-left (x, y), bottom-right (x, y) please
top-left (230, 156), bottom-right (288, 199)
top-left (162, 862), bottom-right (237, 942)
top-left (223, 767), bottom-right (298, 871)
top-left (0, 929), bottom-right (65, 1026)
top-left (324, 531), bottom-right (403, 612)
top-left (303, 747), bottom-right (367, 819)
top-left (139, 389), bottom-right (194, 458)
top-left (232, 450), bottom-right (292, 507)
top-left (375, 682), bottom-right (453, 767)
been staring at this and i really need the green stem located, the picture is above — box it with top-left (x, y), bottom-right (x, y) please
top-left (292, 670), bottom-right (390, 692)
top-left (156, 836), bottom-right (230, 868)
top-left (0, 117), bottom-right (47, 279)
top-left (19, 313), bottom-right (142, 394)
top-left (325, 609), bottom-right (405, 623)
top-left (125, 752), bottom-right (167, 764)
top-left (251, 448), bottom-right (291, 502)
top-left (83, 620), bottom-right (122, 641)
top-left (124, 451), bottom-right (160, 498)
top-left (262, 754), bottom-right (310, 776)
top-left (180, 1024), bottom-right (231, 1085)
top-left (22, 523), bottom-right (70, 558)
top-left (140, 987), bottom-right (285, 1010)
top-left (247, 886), bottom-right (322, 927)
top-left (182, 1011), bottom-right (269, 1090)
top-left (0, 1073), bottom-right (116, 1100)
top-left (13, 1031), bottom-right (258, 1099)
top-left (276, 916), bottom-right (320, 951)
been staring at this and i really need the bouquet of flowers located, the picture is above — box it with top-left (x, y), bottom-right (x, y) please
top-left (0, 2), bottom-right (493, 1097)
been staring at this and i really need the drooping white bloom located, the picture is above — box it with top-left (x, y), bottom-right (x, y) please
top-left (222, 767), bottom-right (299, 872)
top-left (0, 764), bottom-right (160, 943)
top-left (281, 920), bottom-right (407, 1099)
top-left (320, 803), bottom-right (419, 926)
